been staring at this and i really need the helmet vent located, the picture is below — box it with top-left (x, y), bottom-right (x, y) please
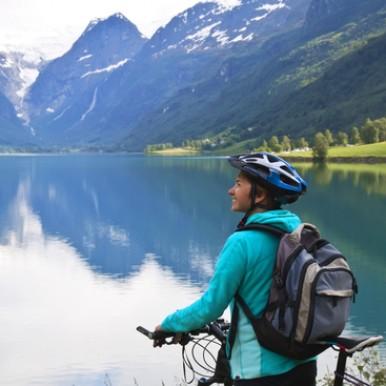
top-left (280, 165), bottom-right (292, 174)
top-left (267, 154), bottom-right (279, 163)
top-left (280, 174), bottom-right (297, 186)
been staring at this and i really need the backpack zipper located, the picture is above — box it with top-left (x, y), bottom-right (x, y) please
top-left (319, 253), bottom-right (346, 266)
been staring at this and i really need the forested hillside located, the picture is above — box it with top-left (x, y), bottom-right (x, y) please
top-left (131, 1), bottom-right (386, 150)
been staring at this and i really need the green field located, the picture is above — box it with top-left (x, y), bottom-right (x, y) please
top-left (147, 141), bottom-right (386, 160)
top-left (147, 147), bottom-right (199, 156)
top-left (281, 141), bottom-right (386, 159)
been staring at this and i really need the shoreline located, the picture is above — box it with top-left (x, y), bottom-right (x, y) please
top-left (279, 156), bottom-right (386, 163)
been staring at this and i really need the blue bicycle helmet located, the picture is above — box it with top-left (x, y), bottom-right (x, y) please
top-left (228, 152), bottom-right (307, 204)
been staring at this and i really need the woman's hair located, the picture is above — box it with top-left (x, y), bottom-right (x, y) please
top-left (240, 171), bottom-right (280, 210)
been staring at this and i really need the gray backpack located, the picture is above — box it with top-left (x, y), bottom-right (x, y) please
top-left (229, 223), bottom-right (358, 360)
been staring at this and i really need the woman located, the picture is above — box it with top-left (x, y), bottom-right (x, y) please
top-left (156, 152), bottom-right (316, 386)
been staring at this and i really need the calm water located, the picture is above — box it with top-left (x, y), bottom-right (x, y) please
top-left (0, 154), bottom-right (385, 386)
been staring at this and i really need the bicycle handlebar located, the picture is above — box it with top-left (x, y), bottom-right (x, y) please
top-left (136, 319), bottom-right (230, 347)
top-left (137, 320), bottom-right (383, 386)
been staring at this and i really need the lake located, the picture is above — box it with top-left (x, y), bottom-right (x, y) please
top-left (0, 154), bottom-right (385, 386)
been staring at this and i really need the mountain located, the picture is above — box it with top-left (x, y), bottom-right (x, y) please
top-left (253, 30), bottom-right (386, 139)
top-left (37, 0), bottom-right (311, 148)
top-left (144, 0), bottom-right (310, 56)
top-left (127, 0), bottom-right (386, 148)
top-left (2, 0), bottom-right (386, 150)
top-left (304, 0), bottom-right (386, 35)
top-left (25, 13), bottom-right (147, 144)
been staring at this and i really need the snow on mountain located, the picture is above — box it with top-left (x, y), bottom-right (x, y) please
top-left (80, 58), bottom-right (130, 78)
top-left (144, 0), bottom-right (309, 56)
top-left (215, 0), bottom-right (242, 12)
top-left (0, 50), bottom-right (44, 122)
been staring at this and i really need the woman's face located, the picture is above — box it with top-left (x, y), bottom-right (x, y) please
top-left (228, 173), bottom-right (252, 212)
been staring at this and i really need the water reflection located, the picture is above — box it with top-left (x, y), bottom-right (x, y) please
top-left (0, 181), bottom-right (205, 385)
top-left (0, 155), bottom-right (385, 385)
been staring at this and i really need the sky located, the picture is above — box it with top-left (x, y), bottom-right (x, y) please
top-left (0, 0), bottom-right (239, 59)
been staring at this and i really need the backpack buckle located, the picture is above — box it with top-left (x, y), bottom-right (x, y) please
top-left (274, 274), bottom-right (284, 288)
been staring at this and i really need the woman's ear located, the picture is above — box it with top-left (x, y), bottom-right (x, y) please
top-left (254, 189), bottom-right (268, 205)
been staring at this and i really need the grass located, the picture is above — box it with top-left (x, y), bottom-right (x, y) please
top-left (280, 141), bottom-right (386, 159)
top-left (146, 141), bottom-right (386, 159)
top-left (146, 147), bottom-right (200, 156)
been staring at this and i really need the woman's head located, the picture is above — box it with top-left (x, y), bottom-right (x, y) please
top-left (228, 152), bottom-right (307, 214)
top-left (228, 171), bottom-right (277, 213)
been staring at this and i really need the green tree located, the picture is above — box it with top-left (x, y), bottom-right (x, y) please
top-left (312, 132), bottom-right (329, 162)
top-left (281, 135), bottom-right (292, 152)
top-left (336, 131), bottom-right (349, 146)
top-left (324, 129), bottom-right (334, 146)
top-left (371, 117), bottom-right (386, 142)
top-left (360, 119), bottom-right (380, 144)
top-left (268, 136), bottom-right (282, 152)
top-left (297, 137), bottom-right (309, 149)
top-left (256, 139), bottom-right (270, 152)
top-left (350, 126), bottom-right (361, 145)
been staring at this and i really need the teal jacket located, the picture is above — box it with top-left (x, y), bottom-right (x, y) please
top-left (161, 210), bottom-right (313, 380)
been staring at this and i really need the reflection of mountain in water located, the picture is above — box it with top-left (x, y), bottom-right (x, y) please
top-left (0, 195), bottom-right (203, 385)
top-left (0, 155), bottom-right (240, 283)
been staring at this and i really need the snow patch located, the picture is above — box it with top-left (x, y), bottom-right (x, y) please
top-left (78, 54), bottom-right (92, 62)
top-left (252, 13), bottom-right (269, 21)
top-left (0, 57), bottom-right (14, 68)
top-left (81, 88), bottom-right (98, 121)
top-left (53, 106), bottom-right (70, 121)
top-left (186, 22), bottom-right (221, 41)
top-left (214, 0), bottom-right (242, 13)
top-left (229, 33), bottom-right (254, 43)
top-left (81, 59), bottom-right (129, 78)
top-left (181, 11), bottom-right (188, 24)
top-left (252, 1), bottom-right (287, 22)
top-left (212, 29), bottom-right (230, 45)
top-left (46, 108), bottom-right (55, 113)
top-left (16, 67), bottom-right (39, 99)
top-left (256, 1), bottom-right (287, 12)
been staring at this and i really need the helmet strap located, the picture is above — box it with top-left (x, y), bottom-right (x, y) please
top-left (237, 183), bottom-right (270, 229)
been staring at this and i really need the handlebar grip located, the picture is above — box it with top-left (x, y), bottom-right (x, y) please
top-left (137, 326), bottom-right (155, 339)
top-left (136, 326), bottom-right (177, 340)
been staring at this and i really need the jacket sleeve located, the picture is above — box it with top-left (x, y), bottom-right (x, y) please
top-left (161, 234), bottom-right (247, 332)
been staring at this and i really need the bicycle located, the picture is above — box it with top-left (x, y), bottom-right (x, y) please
top-left (137, 320), bottom-right (383, 386)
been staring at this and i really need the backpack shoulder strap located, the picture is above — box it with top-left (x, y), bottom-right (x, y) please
top-left (235, 223), bottom-right (287, 238)
top-left (228, 294), bottom-right (257, 359)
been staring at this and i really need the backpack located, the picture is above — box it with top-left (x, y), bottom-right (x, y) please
top-left (228, 222), bottom-right (358, 360)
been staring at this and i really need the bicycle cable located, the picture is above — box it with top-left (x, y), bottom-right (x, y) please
top-left (181, 334), bottom-right (221, 383)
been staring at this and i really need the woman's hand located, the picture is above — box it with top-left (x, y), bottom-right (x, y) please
top-left (153, 325), bottom-right (164, 347)
top-left (153, 325), bottom-right (182, 347)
